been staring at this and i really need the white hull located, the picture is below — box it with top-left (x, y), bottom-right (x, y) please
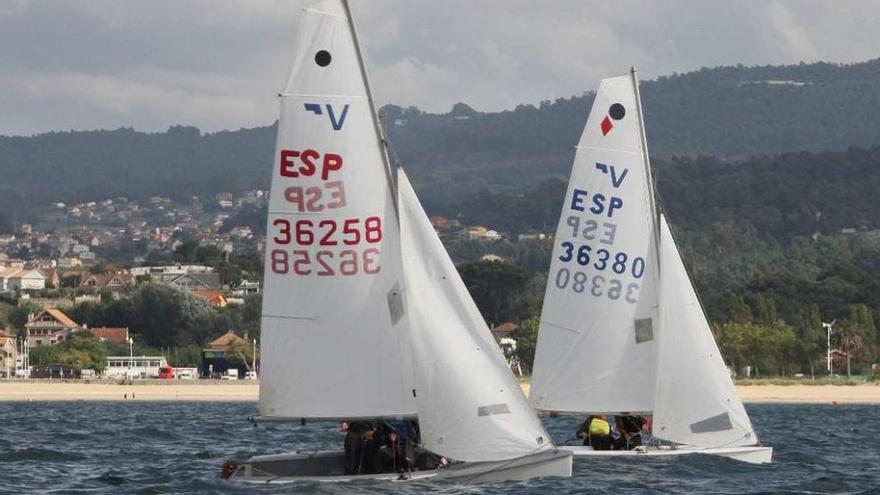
top-left (566, 445), bottom-right (772, 464)
top-left (227, 448), bottom-right (572, 483)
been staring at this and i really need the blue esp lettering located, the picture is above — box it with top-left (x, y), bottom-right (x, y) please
top-left (590, 194), bottom-right (624, 217)
top-left (571, 189), bottom-right (623, 218)
top-left (570, 189), bottom-right (588, 212)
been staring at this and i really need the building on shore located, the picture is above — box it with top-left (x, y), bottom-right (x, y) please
top-left (201, 330), bottom-right (256, 378)
top-left (0, 329), bottom-right (17, 378)
top-left (90, 327), bottom-right (130, 345)
top-left (105, 356), bottom-right (168, 379)
top-left (25, 308), bottom-right (82, 347)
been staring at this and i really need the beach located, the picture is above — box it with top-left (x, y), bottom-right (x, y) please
top-left (0, 380), bottom-right (259, 402)
top-left (0, 380), bottom-right (878, 403)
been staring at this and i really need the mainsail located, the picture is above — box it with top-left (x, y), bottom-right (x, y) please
top-left (530, 75), bottom-right (660, 414)
top-left (530, 71), bottom-right (760, 449)
top-left (398, 171), bottom-right (554, 462)
top-left (258, 0), bottom-right (414, 420)
top-left (652, 215), bottom-right (757, 447)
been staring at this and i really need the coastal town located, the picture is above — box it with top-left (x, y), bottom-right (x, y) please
top-left (0, 189), bottom-right (528, 382)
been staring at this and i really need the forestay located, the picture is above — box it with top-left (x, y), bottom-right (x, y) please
top-left (398, 171), bottom-right (554, 462)
top-left (652, 215), bottom-right (757, 447)
top-left (530, 76), bottom-right (659, 414)
top-left (259, 0), bottom-right (414, 420)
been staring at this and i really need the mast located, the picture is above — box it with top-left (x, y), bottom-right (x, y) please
top-left (631, 67), bottom-right (661, 275)
top-left (341, 0), bottom-right (399, 219)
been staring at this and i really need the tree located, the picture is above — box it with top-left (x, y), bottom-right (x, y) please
top-left (7, 302), bottom-right (41, 331)
top-left (849, 304), bottom-right (877, 364)
top-left (837, 319), bottom-right (865, 378)
top-left (29, 332), bottom-right (107, 372)
top-left (70, 282), bottom-right (231, 348)
top-left (169, 344), bottom-right (202, 367)
top-left (458, 261), bottom-right (532, 325)
top-left (513, 316), bottom-right (540, 373)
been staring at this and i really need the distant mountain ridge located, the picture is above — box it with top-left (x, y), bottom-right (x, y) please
top-left (1, 59), bottom-right (879, 222)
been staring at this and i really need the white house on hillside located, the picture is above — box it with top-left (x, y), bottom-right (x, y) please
top-left (0, 267), bottom-right (47, 292)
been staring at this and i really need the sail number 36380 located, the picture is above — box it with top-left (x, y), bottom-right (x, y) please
top-left (555, 268), bottom-right (639, 304)
top-left (558, 241), bottom-right (645, 277)
top-left (555, 241), bottom-right (645, 304)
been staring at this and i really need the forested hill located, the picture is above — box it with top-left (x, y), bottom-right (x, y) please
top-left (1, 59), bottom-right (880, 216)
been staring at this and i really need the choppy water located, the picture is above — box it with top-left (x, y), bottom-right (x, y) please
top-left (0, 402), bottom-right (877, 494)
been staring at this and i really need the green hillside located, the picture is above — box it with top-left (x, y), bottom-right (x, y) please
top-left (2, 58), bottom-right (880, 226)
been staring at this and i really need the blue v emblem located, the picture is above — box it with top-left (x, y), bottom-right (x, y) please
top-left (304, 103), bottom-right (350, 131)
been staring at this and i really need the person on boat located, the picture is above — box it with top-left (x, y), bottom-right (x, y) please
top-left (343, 420), bottom-right (373, 475)
top-left (358, 426), bottom-right (383, 474)
top-left (377, 429), bottom-right (409, 473)
top-left (614, 414), bottom-right (646, 450)
top-left (577, 415), bottom-right (613, 450)
top-left (413, 446), bottom-right (448, 471)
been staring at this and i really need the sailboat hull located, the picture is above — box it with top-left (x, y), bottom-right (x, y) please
top-left (565, 445), bottom-right (772, 464)
top-left (226, 449), bottom-right (572, 483)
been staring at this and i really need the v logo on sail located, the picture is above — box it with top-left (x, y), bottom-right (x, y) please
top-left (304, 103), bottom-right (350, 131)
top-left (595, 162), bottom-right (628, 188)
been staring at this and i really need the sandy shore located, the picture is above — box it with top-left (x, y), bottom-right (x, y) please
top-left (516, 381), bottom-right (879, 405)
top-left (1, 380), bottom-right (878, 403)
top-left (0, 380), bottom-right (259, 402)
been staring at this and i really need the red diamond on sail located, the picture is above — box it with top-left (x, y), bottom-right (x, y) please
top-left (600, 116), bottom-right (613, 136)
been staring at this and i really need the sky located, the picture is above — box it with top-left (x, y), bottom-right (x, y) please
top-left (1, 0), bottom-right (877, 136)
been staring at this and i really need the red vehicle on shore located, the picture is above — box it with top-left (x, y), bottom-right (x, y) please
top-left (158, 365), bottom-right (175, 380)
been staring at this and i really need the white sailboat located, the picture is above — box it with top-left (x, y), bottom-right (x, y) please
top-left (223, 0), bottom-right (571, 482)
top-left (528, 70), bottom-right (772, 465)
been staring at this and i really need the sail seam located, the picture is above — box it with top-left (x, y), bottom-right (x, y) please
top-left (278, 93), bottom-right (367, 99)
top-left (575, 145), bottom-right (640, 155)
top-left (261, 314), bottom-right (316, 321)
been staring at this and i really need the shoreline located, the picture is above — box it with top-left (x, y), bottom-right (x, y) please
top-left (0, 380), bottom-right (878, 404)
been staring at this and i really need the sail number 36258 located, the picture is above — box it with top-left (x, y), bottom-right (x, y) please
top-left (271, 248), bottom-right (380, 276)
top-left (272, 217), bottom-right (382, 246)
top-left (270, 216), bottom-right (383, 276)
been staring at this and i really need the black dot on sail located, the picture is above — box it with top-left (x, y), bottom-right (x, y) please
top-left (609, 103), bottom-right (625, 120)
top-left (315, 50), bottom-right (332, 67)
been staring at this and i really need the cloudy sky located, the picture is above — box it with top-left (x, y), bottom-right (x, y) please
top-left (1, 0), bottom-right (877, 136)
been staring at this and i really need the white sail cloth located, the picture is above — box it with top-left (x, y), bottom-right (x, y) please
top-left (653, 215), bottom-right (757, 447)
top-left (398, 171), bottom-right (554, 462)
top-left (530, 75), bottom-right (659, 414)
top-left (259, 0), bottom-right (414, 420)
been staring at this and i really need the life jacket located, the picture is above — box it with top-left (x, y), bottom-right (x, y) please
top-left (589, 417), bottom-right (611, 437)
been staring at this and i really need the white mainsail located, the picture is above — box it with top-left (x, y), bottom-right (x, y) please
top-left (398, 171), bottom-right (555, 462)
top-left (530, 75), bottom-right (660, 414)
top-left (258, 0), bottom-right (414, 420)
top-left (530, 71), bottom-right (760, 450)
top-left (653, 215), bottom-right (757, 447)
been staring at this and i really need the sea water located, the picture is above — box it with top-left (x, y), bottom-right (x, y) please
top-left (0, 402), bottom-right (877, 494)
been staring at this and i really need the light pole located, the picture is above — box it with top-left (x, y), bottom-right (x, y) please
top-left (128, 336), bottom-right (134, 379)
top-left (252, 338), bottom-right (257, 377)
top-left (822, 320), bottom-right (836, 375)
